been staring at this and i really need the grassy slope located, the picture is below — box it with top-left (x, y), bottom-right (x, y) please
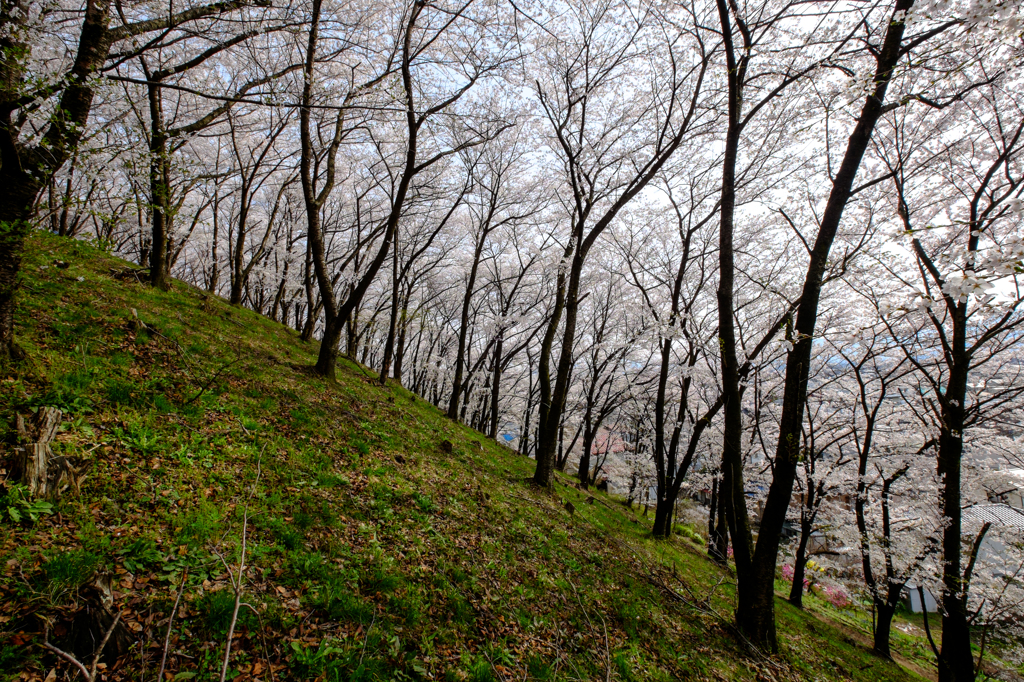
top-left (0, 233), bottom-right (936, 682)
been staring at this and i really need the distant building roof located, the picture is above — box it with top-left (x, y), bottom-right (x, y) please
top-left (965, 504), bottom-right (1024, 529)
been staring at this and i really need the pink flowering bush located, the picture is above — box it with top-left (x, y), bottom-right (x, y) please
top-left (780, 563), bottom-right (809, 589)
top-left (779, 563), bottom-right (851, 609)
top-left (819, 584), bottom-right (851, 609)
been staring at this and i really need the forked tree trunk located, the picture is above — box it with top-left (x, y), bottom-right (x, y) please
top-left (716, 0), bottom-right (914, 650)
top-left (652, 495), bottom-right (676, 537)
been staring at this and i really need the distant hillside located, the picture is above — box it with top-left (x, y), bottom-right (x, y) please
top-left (1, 233), bottom-right (935, 681)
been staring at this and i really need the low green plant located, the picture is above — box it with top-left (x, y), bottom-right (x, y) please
top-left (309, 582), bottom-right (374, 624)
top-left (0, 483), bottom-right (54, 524)
top-left (196, 589), bottom-right (254, 636)
top-left (113, 423), bottom-right (161, 456)
top-left (176, 500), bottom-right (223, 547)
top-left (118, 537), bottom-right (162, 573)
top-left (674, 523), bottom-right (704, 545)
top-left (28, 370), bottom-right (95, 413)
top-left (413, 492), bottom-right (435, 513)
top-left (290, 639), bottom-right (345, 679)
top-left (525, 653), bottom-right (553, 681)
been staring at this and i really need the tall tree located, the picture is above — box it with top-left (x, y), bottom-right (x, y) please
top-left (530, 0), bottom-right (711, 487)
top-left (0, 0), bottom-right (265, 359)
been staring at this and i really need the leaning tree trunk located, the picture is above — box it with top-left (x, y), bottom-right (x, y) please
top-left (788, 514), bottom-right (813, 608)
top-left (732, 1), bottom-right (914, 651)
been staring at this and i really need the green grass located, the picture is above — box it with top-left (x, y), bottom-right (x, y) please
top-left (0, 232), bottom-right (949, 681)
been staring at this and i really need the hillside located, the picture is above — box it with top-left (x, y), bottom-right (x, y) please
top-left (1, 233), bottom-right (938, 681)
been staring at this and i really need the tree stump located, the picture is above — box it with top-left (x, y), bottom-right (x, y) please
top-left (68, 575), bottom-right (132, 664)
top-left (15, 407), bottom-right (63, 497)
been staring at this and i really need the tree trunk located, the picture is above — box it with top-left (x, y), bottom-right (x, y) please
top-left (521, 381), bottom-right (534, 457)
top-left (938, 362), bottom-right (972, 682)
top-left (578, 412), bottom-right (594, 489)
top-left (714, 11), bottom-right (756, 640)
top-left (724, 0), bottom-right (913, 650)
top-left (788, 517), bottom-right (812, 608)
top-left (0, 176), bottom-right (38, 361)
top-left (873, 600), bottom-right (897, 658)
top-left (652, 495), bottom-right (676, 537)
top-left (488, 332), bottom-right (503, 439)
top-left (448, 238), bottom-right (485, 419)
top-left (535, 246), bottom-right (579, 488)
top-left (229, 178), bottom-right (250, 305)
top-left (378, 230), bottom-right (401, 385)
top-left (394, 290), bottom-right (411, 384)
top-left (707, 477), bottom-right (719, 554)
top-left (146, 80), bottom-right (173, 291)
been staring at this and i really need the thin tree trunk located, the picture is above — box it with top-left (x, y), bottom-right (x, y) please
top-left (488, 331), bottom-right (503, 439)
top-left (378, 229), bottom-right (401, 385)
top-left (788, 516), bottom-right (812, 608)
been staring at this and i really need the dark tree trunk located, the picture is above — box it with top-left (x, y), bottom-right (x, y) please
top-left (788, 516), bottom-right (812, 608)
top-left (707, 477), bottom-right (719, 555)
top-left (714, 0), bottom-right (755, 641)
top-left (393, 290), bottom-right (411, 384)
top-left (488, 333), bottom-right (503, 439)
top-left (521, 371), bottom-right (534, 457)
top-left (536, 244), bottom-right (582, 487)
top-left (378, 233), bottom-right (401, 385)
top-left (229, 177), bottom-right (251, 305)
top-left (874, 600), bottom-right (897, 659)
top-left (146, 81), bottom-right (173, 291)
top-left (208, 194), bottom-right (221, 293)
top-left (716, 0), bottom-right (914, 650)
top-left (578, 410), bottom-right (594, 489)
top-left (714, 480), bottom-right (729, 563)
top-left (937, 364), bottom-right (972, 682)
top-left (652, 495), bottom-right (675, 537)
top-left (0, 179), bottom-right (39, 361)
top-left (448, 237), bottom-right (485, 419)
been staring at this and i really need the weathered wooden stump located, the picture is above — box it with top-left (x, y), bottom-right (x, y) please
top-left (15, 407), bottom-right (63, 497)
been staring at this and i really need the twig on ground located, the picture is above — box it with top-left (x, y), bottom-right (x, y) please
top-left (157, 570), bottom-right (188, 682)
top-left (359, 613), bottom-right (377, 666)
top-left (43, 611), bottom-right (122, 682)
top-left (242, 603), bottom-right (276, 682)
top-left (217, 445), bottom-right (265, 682)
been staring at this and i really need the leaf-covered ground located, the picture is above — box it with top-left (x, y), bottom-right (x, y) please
top-left (1, 233), bottom-right (940, 681)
